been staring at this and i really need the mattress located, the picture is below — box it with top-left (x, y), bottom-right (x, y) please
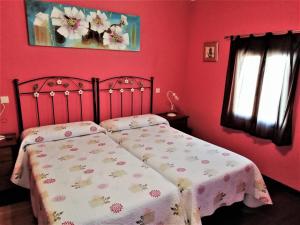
top-left (102, 115), bottom-right (272, 225)
top-left (11, 122), bottom-right (188, 225)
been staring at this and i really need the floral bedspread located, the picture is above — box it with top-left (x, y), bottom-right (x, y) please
top-left (13, 132), bottom-right (189, 225)
top-left (109, 124), bottom-right (272, 224)
top-left (11, 121), bottom-right (106, 188)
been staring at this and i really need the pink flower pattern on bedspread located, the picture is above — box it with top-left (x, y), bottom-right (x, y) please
top-left (106, 116), bottom-right (272, 225)
top-left (16, 132), bottom-right (189, 225)
top-left (11, 121), bottom-right (105, 188)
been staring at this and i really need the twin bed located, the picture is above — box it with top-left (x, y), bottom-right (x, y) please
top-left (13, 122), bottom-right (187, 225)
top-left (11, 76), bottom-right (271, 225)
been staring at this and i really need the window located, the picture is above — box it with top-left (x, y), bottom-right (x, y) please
top-left (221, 32), bottom-right (300, 146)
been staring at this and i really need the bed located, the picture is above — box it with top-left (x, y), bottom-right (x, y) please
top-left (11, 76), bottom-right (188, 225)
top-left (10, 75), bottom-right (272, 225)
top-left (95, 76), bottom-right (272, 225)
top-left (101, 114), bottom-right (272, 224)
top-left (12, 121), bottom-right (189, 225)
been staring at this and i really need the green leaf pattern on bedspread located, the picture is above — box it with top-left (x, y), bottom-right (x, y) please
top-left (109, 123), bottom-right (272, 225)
top-left (23, 133), bottom-right (188, 225)
top-left (11, 121), bottom-right (106, 188)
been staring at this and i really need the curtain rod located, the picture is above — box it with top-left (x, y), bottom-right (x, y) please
top-left (224, 29), bottom-right (300, 40)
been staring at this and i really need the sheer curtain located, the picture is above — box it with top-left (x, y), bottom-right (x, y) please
top-left (221, 32), bottom-right (300, 146)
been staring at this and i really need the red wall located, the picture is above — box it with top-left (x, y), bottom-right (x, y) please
top-left (1, 0), bottom-right (300, 191)
top-left (183, 0), bottom-right (300, 191)
top-left (0, 0), bottom-right (189, 133)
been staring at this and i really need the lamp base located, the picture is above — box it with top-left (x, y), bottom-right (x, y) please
top-left (167, 112), bottom-right (177, 117)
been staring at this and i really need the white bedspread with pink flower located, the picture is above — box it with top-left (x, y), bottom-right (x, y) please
top-left (12, 121), bottom-right (188, 225)
top-left (104, 116), bottom-right (272, 225)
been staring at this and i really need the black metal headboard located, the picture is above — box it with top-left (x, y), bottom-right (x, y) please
top-left (14, 76), bottom-right (98, 133)
top-left (97, 76), bottom-right (154, 121)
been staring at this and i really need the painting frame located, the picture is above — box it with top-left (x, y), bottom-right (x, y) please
top-left (203, 42), bottom-right (218, 62)
top-left (25, 0), bottom-right (140, 52)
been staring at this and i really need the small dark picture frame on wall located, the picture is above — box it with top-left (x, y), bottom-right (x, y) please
top-left (203, 42), bottom-right (218, 62)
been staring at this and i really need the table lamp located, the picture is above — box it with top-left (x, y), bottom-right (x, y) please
top-left (166, 91), bottom-right (179, 117)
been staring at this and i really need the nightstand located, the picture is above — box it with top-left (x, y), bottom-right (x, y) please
top-left (157, 113), bottom-right (192, 134)
top-left (0, 133), bottom-right (29, 205)
top-left (0, 133), bottom-right (18, 192)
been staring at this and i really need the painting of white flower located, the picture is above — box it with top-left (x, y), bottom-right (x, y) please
top-left (26, 0), bottom-right (140, 51)
top-left (87, 10), bottom-right (110, 34)
top-left (50, 7), bottom-right (89, 39)
top-left (103, 26), bottom-right (129, 50)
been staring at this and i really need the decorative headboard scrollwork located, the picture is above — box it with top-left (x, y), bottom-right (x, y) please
top-left (14, 76), bottom-right (98, 134)
top-left (97, 76), bottom-right (154, 121)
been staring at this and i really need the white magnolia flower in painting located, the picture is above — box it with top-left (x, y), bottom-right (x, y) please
top-left (103, 26), bottom-right (129, 50)
top-left (50, 7), bottom-right (89, 40)
top-left (120, 15), bottom-right (128, 26)
top-left (87, 10), bottom-right (110, 34)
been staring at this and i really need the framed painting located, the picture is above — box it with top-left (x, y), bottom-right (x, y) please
top-left (25, 0), bottom-right (140, 51)
top-left (203, 42), bottom-right (218, 62)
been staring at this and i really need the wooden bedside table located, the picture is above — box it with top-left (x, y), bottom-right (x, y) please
top-left (157, 113), bottom-right (192, 134)
top-left (0, 133), bottom-right (29, 205)
top-left (0, 133), bottom-right (18, 192)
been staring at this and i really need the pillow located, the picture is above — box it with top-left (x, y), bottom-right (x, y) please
top-left (100, 114), bottom-right (169, 132)
top-left (22, 121), bottom-right (106, 144)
